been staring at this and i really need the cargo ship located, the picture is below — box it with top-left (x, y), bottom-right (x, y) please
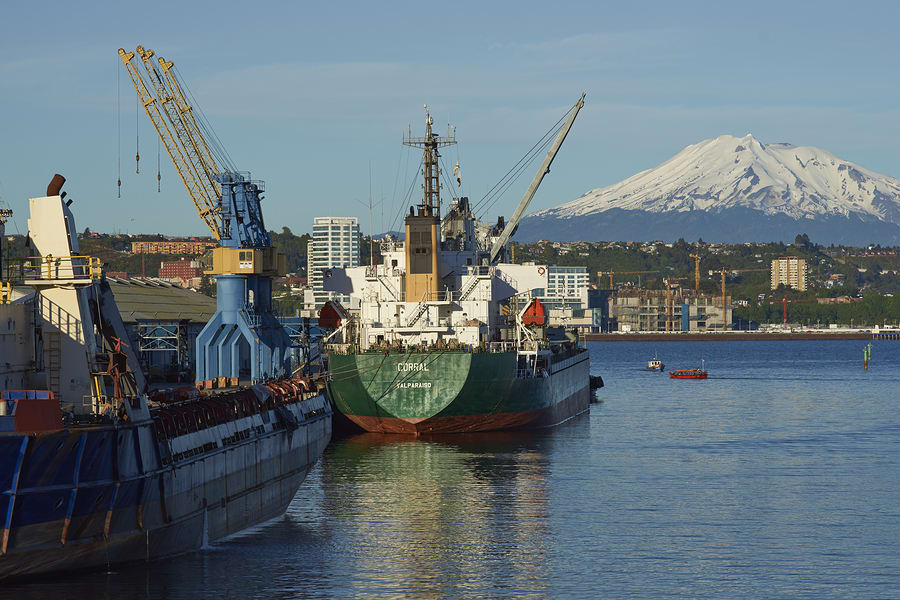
top-left (0, 179), bottom-right (331, 579)
top-left (322, 95), bottom-right (595, 434)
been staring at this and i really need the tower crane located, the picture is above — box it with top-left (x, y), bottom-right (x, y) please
top-left (119, 45), bottom-right (290, 384)
top-left (598, 270), bottom-right (659, 288)
top-left (688, 253), bottom-right (702, 291)
top-left (663, 277), bottom-right (687, 332)
top-left (712, 268), bottom-right (769, 331)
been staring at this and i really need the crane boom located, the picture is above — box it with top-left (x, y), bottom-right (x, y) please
top-left (157, 55), bottom-right (222, 194)
top-left (489, 93), bottom-right (585, 263)
top-left (135, 47), bottom-right (221, 235)
top-left (120, 44), bottom-right (289, 385)
top-left (118, 48), bottom-right (222, 240)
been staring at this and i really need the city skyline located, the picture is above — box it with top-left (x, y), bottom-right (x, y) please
top-left (3, 1), bottom-right (900, 239)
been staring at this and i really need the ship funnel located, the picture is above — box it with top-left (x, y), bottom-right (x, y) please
top-left (47, 174), bottom-right (66, 196)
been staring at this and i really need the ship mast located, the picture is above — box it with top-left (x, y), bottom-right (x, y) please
top-left (403, 105), bottom-right (456, 217)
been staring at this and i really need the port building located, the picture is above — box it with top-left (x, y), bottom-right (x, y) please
top-left (107, 277), bottom-right (216, 382)
top-left (770, 257), bottom-right (808, 291)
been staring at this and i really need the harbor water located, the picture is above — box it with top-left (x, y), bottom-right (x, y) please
top-left (8, 339), bottom-right (900, 598)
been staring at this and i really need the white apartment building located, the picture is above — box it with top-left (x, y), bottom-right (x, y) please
top-left (539, 266), bottom-right (590, 310)
top-left (770, 257), bottom-right (808, 291)
top-left (305, 217), bottom-right (361, 309)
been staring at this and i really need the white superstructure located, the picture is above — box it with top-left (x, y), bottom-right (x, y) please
top-left (325, 199), bottom-right (550, 348)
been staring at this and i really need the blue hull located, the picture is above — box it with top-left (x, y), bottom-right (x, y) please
top-left (0, 396), bottom-right (331, 580)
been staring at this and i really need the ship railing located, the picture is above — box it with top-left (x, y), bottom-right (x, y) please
top-left (241, 304), bottom-right (261, 329)
top-left (465, 265), bottom-right (495, 277)
top-left (496, 269), bottom-right (519, 291)
top-left (4, 255), bottom-right (101, 284)
top-left (38, 293), bottom-right (83, 343)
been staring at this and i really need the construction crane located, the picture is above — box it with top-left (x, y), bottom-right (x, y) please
top-left (663, 277), bottom-right (687, 332)
top-left (688, 253), bottom-right (702, 291)
top-left (769, 297), bottom-right (820, 328)
top-left (712, 268), bottom-right (769, 330)
top-left (119, 45), bottom-right (290, 385)
top-left (598, 270), bottom-right (659, 288)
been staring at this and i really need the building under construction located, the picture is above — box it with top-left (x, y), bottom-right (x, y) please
top-left (609, 288), bottom-right (732, 332)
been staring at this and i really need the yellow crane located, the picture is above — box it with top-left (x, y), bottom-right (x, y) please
top-left (598, 270), bottom-right (659, 288)
top-left (663, 277), bottom-right (687, 332)
top-left (118, 46), bottom-right (223, 239)
top-left (688, 253), bottom-right (702, 291)
top-left (119, 44), bottom-right (289, 383)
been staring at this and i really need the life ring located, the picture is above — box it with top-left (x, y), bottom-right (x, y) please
top-left (537, 266), bottom-right (546, 276)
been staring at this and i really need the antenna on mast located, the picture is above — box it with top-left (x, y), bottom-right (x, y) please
top-left (403, 104), bottom-right (456, 217)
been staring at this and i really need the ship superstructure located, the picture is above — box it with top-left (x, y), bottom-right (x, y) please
top-left (323, 96), bottom-right (593, 434)
top-left (0, 178), bottom-right (330, 579)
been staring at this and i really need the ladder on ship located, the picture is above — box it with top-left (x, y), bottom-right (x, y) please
top-left (45, 331), bottom-right (61, 399)
top-left (459, 275), bottom-right (480, 301)
top-left (406, 295), bottom-right (429, 327)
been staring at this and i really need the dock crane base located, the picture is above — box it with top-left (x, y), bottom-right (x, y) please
top-left (195, 274), bottom-right (292, 383)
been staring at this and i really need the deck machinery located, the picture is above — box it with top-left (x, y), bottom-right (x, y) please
top-left (119, 46), bottom-right (291, 384)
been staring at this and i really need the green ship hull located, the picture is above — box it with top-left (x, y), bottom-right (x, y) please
top-left (326, 349), bottom-right (591, 434)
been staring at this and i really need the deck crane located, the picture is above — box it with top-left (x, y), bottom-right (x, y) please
top-left (119, 45), bottom-right (290, 385)
top-left (489, 94), bottom-right (585, 264)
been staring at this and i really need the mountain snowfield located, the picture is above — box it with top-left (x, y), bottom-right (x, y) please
top-left (516, 134), bottom-right (900, 244)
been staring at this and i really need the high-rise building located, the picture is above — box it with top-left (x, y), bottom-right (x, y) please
top-left (770, 257), bottom-right (808, 291)
top-left (540, 266), bottom-right (590, 310)
top-left (305, 217), bottom-right (361, 309)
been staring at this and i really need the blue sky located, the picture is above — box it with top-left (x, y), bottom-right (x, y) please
top-left (2, 0), bottom-right (899, 237)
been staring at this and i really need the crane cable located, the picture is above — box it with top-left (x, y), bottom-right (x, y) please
top-left (388, 153), bottom-right (424, 234)
top-left (474, 118), bottom-right (565, 220)
top-left (172, 67), bottom-right (237, 173)
top-left (470, 102), bottom-right (574, 219)
top-left (135, 93), bottom-right (140, 174)
top-left (117, 59), bottom-right (121, 198)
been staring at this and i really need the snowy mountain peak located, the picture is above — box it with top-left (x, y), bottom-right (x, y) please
top-left (534, 135), bottom-right (900, 224)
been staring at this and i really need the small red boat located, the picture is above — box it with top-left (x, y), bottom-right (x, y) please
top-left (669, 369), bottom-right (707, 379)
top-left (669, 360), bottom-right (708, 379)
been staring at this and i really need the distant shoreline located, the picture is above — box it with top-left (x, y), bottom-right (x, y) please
top-left (583, 332), bottom-right (877, 342)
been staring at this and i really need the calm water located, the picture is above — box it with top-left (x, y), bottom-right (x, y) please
top-left (8, 340), bottom-right (900, 599)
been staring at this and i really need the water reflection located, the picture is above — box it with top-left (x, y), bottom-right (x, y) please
top-left (2, 427), bottom-right (572, 599)
top-left (317, 431), bottom-right (555, 599)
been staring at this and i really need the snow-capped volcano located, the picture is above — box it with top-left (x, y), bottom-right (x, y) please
top-left (515, 135), bottom-right (900, 244)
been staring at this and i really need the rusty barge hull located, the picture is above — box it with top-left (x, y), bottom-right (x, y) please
top-left (0, 393), bottom-right (331, 580)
